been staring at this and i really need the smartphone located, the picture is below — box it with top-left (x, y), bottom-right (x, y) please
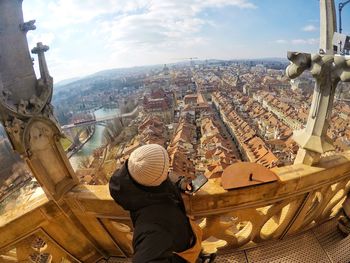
top-left (191, 174), bottom-right (208, 193)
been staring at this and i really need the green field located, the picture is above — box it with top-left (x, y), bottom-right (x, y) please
top-left (60, 137), bottom-right (72, 151)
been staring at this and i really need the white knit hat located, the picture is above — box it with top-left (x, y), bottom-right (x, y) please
top-left (128, 144), bottom-right (170, 186)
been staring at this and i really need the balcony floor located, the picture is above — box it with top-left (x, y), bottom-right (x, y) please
top-left (103, 218), bottom-right (350, 263)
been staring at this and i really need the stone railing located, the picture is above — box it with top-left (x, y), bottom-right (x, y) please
top-left (0, 152), bottom-right (350, 262)
top-left (185, 151), bottom-right (350, 253)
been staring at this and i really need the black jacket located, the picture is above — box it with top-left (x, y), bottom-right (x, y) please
top-left (109, 161), bottom-right (193, 263)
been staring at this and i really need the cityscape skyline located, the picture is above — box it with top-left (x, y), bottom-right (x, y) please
top-left (1, 1), bottom-right (350, 261)
top-left (23, 0), bottom-right (350, 82)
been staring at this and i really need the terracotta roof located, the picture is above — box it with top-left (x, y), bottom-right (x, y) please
top-left (204, 165), bottom-right (223, 179)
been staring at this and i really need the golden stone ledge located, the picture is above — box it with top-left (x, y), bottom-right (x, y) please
top-left (1, 151), bottom-right (349, 261)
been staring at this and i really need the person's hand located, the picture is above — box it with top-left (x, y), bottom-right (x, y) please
top-left (184, 182), bottom-right (193, 195)
top-left (179, 177), bottom-right (193, 195)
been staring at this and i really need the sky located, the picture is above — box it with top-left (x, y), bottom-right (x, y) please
top-left (22, 0), bottom-right (350, 82)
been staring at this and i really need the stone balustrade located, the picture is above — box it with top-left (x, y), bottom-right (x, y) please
top-left (0, 0), bottom-right (348, 262)
top-left (0, 152), bottom-right (349, 262)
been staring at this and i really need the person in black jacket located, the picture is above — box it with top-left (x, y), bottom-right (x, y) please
top-left (109, 144), bottom-right (194, 263)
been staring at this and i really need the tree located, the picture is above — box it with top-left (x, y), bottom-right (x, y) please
top-left (103, 118), bottom-right (124, 146)
top-left (78, 157), bottom-right (90, 168)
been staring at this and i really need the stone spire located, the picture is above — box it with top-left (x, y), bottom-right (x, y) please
top-left (286, 0), bottom-right (350, 165)
top-left (0, 0), bottom-right (78, 200)
top-left (319, 0), bottom-right (337, 54)
top-left (0, 0), bottom-right (37, 100)
top-left (31, 42), bottom-right (52, 85)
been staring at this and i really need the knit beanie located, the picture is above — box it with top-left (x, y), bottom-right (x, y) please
top-left (128, 144), bottom-right (170, 186)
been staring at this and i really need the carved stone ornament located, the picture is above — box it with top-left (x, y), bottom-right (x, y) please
top-left (29, 95), bottom-right (44, 112)
top-left (27, 120), bottom-right (53, 151)
top-left (286, 52), bottom-right (350, 161)
top-left (19, 20), bottom-right (36, 32)
top-left (4, 117), bottom-right (25, 151)
top-left (0, 35), bottom-right (52, 119)
top-left (285, 0), bottom-right (342, 165)
top-left (23, 117), bottom-right (78, 199)
top-left (0, 78), bottom-right (52, 118)
top-left (0, 0), bottom-right (77, 200)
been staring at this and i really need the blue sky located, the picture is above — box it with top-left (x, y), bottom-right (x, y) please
top-left (22, 0), bottom-right (350, 82)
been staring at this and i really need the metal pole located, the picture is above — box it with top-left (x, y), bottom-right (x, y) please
top-left (338, 1), bottom-right (350, 33)
top-left (339, 3), bottom-right (343, 33)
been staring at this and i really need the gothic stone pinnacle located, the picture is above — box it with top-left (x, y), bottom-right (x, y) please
top-left (31, 42), bottom-right (49, 54)
top-left (286, 51), bottom-right (350, 164)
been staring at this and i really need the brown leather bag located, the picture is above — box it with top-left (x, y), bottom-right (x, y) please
top-left (174, 219), bottom-right (203, 263)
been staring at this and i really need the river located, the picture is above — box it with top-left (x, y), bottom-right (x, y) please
top-left (69, 107), bottom-right (120, 170)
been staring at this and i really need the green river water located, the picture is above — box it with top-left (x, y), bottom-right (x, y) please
top-left (69, 107), bottom-right (119, 170)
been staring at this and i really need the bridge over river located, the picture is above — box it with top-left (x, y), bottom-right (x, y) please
top-left (61, 106), bottom-right (139, 130)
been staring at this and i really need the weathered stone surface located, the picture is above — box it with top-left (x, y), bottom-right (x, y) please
top-left (0, 0), bottom-right (37, 101)
top-left (285, 1), bottom-right (346, 165)
top-left (0, 0), bottom-right (349, 262)
top-left (0, 0), bottom-right (77, 200)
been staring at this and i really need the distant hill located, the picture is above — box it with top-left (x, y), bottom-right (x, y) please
top-left (89, 64), bottom-right (163, 78)
top-left (53, 58), bottom-right (287, 94)
top-left (52, 64), bottom-right (164, 95)
top-left (55, 77), bottom-right (82, 87)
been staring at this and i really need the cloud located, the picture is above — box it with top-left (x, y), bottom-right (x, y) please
top-left (22, 0), bottom-right (256, 81)
top-left (24, 0), bottom-right (256, 29)
top-left (197, 0), bottom-right (257, 9)
top-left (99, 0), bottom-right (256, 53)
top-left (291, 38), bottom-right (318, 45)
top-left (302, 24), bottom-right (317, 32)
top-left (26, 1), bottom-right (255, 48)
top-left (275, 38), bottom-right (319, 45)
